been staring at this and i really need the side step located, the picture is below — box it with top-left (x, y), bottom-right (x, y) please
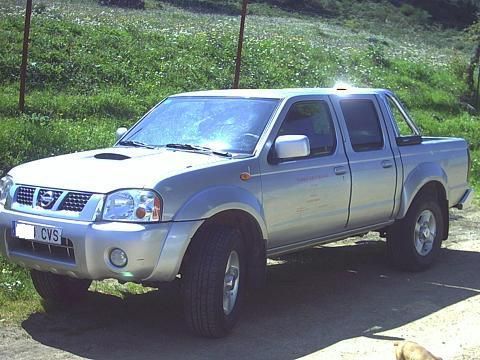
top-left (455, 188), bottom-right (474, 210)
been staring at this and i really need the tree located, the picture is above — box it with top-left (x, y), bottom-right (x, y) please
top-left (465, 20), bottom-right (480, 107)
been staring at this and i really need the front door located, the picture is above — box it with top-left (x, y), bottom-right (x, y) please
top-left (260, 98), bottom-right (351, 250)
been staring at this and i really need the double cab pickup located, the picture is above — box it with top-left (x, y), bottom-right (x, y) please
top-left (0, 87), bottom-right (474, 337)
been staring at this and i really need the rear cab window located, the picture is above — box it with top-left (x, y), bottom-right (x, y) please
top-left (339, 99), bottom-right (384, 152)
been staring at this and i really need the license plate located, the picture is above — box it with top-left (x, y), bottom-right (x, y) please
top-left (13, 222), bottom-right (62, 245)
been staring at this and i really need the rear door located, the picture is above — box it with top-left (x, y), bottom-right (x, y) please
top-left (332, 95), bottom-right (397, 228)
top-left (260, 97), bottom-right (351, 249)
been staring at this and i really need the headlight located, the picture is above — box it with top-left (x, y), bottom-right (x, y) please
top-left (0, 175), bottom-right (14, 205)
top-left (102, 189), bottom-right (162, 222)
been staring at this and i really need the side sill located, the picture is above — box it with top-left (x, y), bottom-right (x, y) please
top-left (266, 220), bottom-right (394, 257)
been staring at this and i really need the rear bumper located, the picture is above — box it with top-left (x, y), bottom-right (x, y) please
top-left (0, 208), bottom-right (202, 282)
top-left (455, 188), bottom-right (475, 210)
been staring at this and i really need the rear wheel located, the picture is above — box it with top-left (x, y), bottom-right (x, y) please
top-left (30, 270), bottom-right (92, 304)
top-left (387, 193), bottom-right (444, 271)
top-left (182, 225), bottom-right (245, 338)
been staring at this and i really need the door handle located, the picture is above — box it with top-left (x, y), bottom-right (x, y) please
top-left (382, 160), bottom-right (393, 169)
top-left (334, 166), bottom-right (347, 175)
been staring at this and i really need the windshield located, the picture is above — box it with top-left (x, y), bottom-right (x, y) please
top-left (120, 97), bottom-right (279, 154)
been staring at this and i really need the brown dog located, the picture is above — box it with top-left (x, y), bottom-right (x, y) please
top-left (394, 341), bottom-right (443, 360)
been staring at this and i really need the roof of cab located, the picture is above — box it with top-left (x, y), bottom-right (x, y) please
top-left (171, 88), bottom-right (391, 99)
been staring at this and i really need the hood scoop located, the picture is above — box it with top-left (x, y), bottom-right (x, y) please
top-left (94, 153), bottom-right (131, 160)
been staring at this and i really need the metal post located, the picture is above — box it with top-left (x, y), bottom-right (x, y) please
top-left (233, 0), bottom-right (248, 89)
top-left (19, 0), bottom-right (33, 113)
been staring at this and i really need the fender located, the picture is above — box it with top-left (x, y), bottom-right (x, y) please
top-left (173, 185), bottom-right (268, 240)
top-left (397, 162), bottom-right (448, 219)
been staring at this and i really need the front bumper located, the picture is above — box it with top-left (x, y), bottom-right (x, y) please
top-left (0, 208), bottom-right (203, 282)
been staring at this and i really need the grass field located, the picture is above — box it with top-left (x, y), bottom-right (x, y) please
top-left (0, 0), bottom-right (479, 322)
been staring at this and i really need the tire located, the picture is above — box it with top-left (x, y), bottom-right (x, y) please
top-left (182, 225), bottom-right (246, 338)
top-left (387, 193), bottom-right (444, 271)
top-left (30, 270), bottom-right (92, 304)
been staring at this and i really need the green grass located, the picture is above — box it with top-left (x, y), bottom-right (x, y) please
top-left (0, 1), bottom-right (476, 167)
top-left (0, 115), bottom-right (122, 176)
top-left (0, 256), bottom-right (153, 324)
top-left (0, 0), bottom-right (479, 321)
top-left (0, 257), bottom-right (41, 323)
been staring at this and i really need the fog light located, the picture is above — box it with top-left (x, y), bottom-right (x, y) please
top-left (110, 248), bottom-right (128, 268)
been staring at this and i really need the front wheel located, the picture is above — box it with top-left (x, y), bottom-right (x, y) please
top-left (182, 226), bottom-right (245, 338)
top-left (30, 270), bottom-right (92, 304)
top-left (387, 193), bottom-right (444, 271)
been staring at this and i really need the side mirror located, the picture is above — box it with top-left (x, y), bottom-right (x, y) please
top-left (116, 127), bottom-right (128, 141)
top-left (275, 135), bottom-right (310, 160)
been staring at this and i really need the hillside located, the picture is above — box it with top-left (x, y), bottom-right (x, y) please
top-left (164, 0), bottom-right (480, 28)
top-left (0, 0), bottom-right (478, 185)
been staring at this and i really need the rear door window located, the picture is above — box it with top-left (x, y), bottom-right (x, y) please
top-left (340, 99), bottom-right (384, 152)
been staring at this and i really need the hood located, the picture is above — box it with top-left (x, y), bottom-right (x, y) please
top-left (9, 147), bottom-right (229, 193)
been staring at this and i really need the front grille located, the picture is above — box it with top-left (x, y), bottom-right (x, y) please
top-left (9, 235), bottom-right (76, 263)
top-left (14, 187), bottom-right (94, 213)
top-left (59, 192), bottom-right (92, 212)
top-left (16, 186), bottom-right (35, 206)
top-left (37, 189), bottom-right (62, 209)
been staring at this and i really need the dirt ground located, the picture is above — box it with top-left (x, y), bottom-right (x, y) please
top-left (0, 206), bottom-right (479, 360)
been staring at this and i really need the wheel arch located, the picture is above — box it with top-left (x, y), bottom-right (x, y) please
top-left (400, 180), bottom-right (449, 240)
top-left (398, 162), bottom-right (448, 219)
top-left (173, 185), bottom-right (268, 240)
top-left (181, 209), bottom-right (267, 289)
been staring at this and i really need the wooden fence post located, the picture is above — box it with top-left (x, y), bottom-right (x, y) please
top-left (233, 0), bottom-right (248, 89)
top-left (19, 0), bottom-right (33, 113)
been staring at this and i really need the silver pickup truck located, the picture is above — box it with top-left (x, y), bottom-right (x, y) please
top-left (0, 87), bottom-right (474, 337)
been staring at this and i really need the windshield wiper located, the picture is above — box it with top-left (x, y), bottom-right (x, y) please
top-left (166, 143), bottom-right (232, 157)
top-left (118, 140), bottom-right (155, 149)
